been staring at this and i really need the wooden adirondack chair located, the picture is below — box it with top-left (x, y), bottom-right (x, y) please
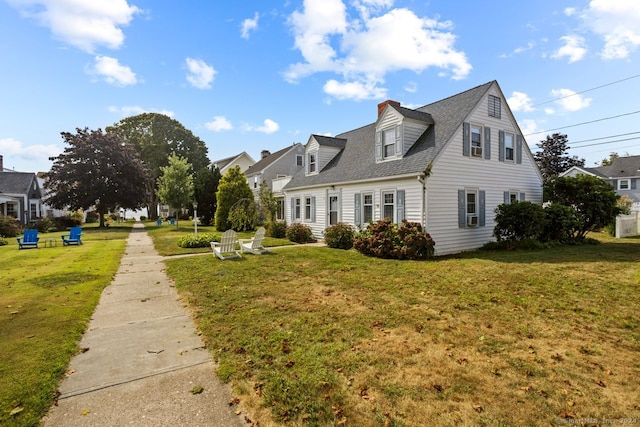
top-left (210, 229), bottom-right (241, 260)
top-left (239, 227), bottom-right (267, 254)
top-left (61, 226), bottom-right (83, 246)
top-left (17, 229), bottom-right (39, 249)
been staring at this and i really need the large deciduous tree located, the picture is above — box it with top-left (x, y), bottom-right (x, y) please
top-left (215, 166), bottom-right (254, 231)
top-left (544, 175), bottom-right (620, 238)
top-left (106, 113), bottom-right (210, 218)
top-left (46, 128), bottom-right (150, 227)
top-left (156, 154), bottom-right (194, 227)
top-left (193, 165), bottom-right (221, 226)
top-left (534, 133), bottom-right (584, 181)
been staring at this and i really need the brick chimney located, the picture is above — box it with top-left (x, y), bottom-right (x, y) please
top-left (377, 100), bottom-right (400, 117)
top-left (0, 155), bottom-right (3, 171)
top-left (261, 150), bottom-right (271, 159)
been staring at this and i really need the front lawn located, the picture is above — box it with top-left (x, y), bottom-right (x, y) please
top-left (164, 233), bottom-right (640, 426)
top-left (0, 225), bottom-right (131, 426)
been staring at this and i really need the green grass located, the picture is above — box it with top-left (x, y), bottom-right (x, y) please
top-left (0, 225), bottom-right (131, 426)
top-left (143, 221), bottom-right (292, 256)
top-left (162, 233), bottom-right (640, 426)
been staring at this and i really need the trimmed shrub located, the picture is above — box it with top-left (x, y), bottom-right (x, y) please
top-left (286, 223), bottom-right (315, 244)
top-left (0, 236), bottom-right (7, 246)
top-left (53, 216), bottom-right (82, 231)
top-left (267, 220), bottom-right (287, 238)
top-left (353, 219), bottom-right (435, 260)
top-left (493, 202), bottom-right (545, 248)
top-left (85, 211), bottom-right (100, 223)
top-left (0, 215), bottom-right (20, 237)
top-left (542, 203), bottom-right (579, 242)
top-left (32, 217), bottom-right (55, 233)
top-left (324, 223), bottom-right (355, 250)
top-left (140, 215), bottom-right (147, 221)
top-left (177, 232), bottom-right (220, 248)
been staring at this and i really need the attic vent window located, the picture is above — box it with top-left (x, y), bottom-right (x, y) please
top-left (488, 95), bottom-right (501, 118)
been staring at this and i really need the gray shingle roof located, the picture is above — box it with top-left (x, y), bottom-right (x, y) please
top-left (591, 155), bottom-right (640, 178)
top-left (285, 81), bottom-right (495, 189)
top-left (312, 135), bottom-right (347, 149)
top-left (245, 145), bottom-right (297, 176)
top-left (0, 172), bottom-right (38, 195)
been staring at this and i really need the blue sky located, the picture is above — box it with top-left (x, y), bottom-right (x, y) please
top-left (1, 0), bottom-right (639, 173)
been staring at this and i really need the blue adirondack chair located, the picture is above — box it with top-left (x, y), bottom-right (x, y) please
top-left (17, 229), bottom-right (39, 249)
top-left (61, 226), bottom-right (83, 246)
top-left (156, 218), bottom-right (163, 226)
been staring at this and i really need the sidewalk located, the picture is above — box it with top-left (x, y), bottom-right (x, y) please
top-left (43, 223), bottom-right (245, 427)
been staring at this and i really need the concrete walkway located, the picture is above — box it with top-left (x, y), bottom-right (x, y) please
top-left (43, 223), bottom-right (245, 427)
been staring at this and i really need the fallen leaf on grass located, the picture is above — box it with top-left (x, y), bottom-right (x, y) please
top-left (190, 386), bottom-right (204, 394)
top-left (229, 397), bottom-right (240, 406)
top-left (284, 360), bottom-right (295, 368)
top-left (595, 380), bottom-right (606, 388)
top-left (10, 406), bottom-right (24, 416)
top-left (473, 405), bottom-right (483, 413)
top-left (81, 410), bottom-right (91, 416)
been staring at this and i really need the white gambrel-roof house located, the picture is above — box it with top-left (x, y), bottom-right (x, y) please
top-left (283, 80), bottom-right (544, 255)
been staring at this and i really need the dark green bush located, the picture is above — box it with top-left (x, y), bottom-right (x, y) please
top-left (140, 215), bottom-right (147, 221)
top-left (32, 217), bottom-right (55, 233)
top-left (228, 201), bottom-right (257, 232)
top-left (267, 221), bottom-right (287, 238)
top-left (286, 223), bottom-right (315, 244)
top-left (53, 216), bottom-right (82, 231)
top-left (323, 223), bottom-right (355, 250)
top-left (0, 215), bottom-right (20, 237)
top-left (85, 211), bottom-right (100, 223)
top-left (0, 236), bottom-right (8, 246)
top-left (177, 232), bottom-right (220, 248)
top-left (542, 203), bottom-right (579, 242)
top-left (353, 219), bottom-right (435, 260)
top-left (493, 202), bottom-right (545, 248)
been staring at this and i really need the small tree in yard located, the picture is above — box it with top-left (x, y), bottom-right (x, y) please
top-left (544, 175), bottom-right (620, 238)
top-left (46, 128), bottom-right (149, 228)
top-left (215, 166), bottom-right (254, 231)
top-left (194, 165), bottom-right (221, 225)
top-left (156, 154), bottom-right (193, 227)
top-left (493, 202), bottom-right (546, 248)
top-left (258, 181), bottom-right (278, 225)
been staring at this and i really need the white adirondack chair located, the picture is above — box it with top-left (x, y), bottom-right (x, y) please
top-left (239, 227), bottom-right (267, 254)
top-left (210, 230), bottom-right (241, 260)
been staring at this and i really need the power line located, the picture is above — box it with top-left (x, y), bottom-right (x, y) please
top-left (570, 131), bottom-right (640, 146)
top-left (531, 73), bottom-right (640, 107)
top-left (570, 136), bottom-right (640, 148)
top-left (523, 110), bottom-right (640, 136)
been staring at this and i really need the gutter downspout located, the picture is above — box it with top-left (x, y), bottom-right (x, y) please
top-left (418, 162), bottom-right (433, 230)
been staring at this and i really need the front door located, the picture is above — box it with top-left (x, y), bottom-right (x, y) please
top-left (328, 195), bottom-right (339, 225)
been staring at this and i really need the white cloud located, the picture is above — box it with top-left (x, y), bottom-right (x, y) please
top-left (519, 119), bottom-right (540, 137)
top-left (550, 88), bottom-right (592, 111)
top-left (285, 0), bottom-right (471, 101)
top-left (108, 106), bottom-right (174, 117)
top-left (241, 12), bottom-right (259, 39)
top-left (323, 79), bottom-right (387, 101)
top-left (404, 81), bottom-right (418, 93)
top-left (0, 137), bottom-right (61, 165)
top-left (552, 35), bottom-right (587, 63)
top-left (6, 0), bottom-right (140, 53)
top-left (544, 107), bottom-right (555, 115)
top-left (507, 91), bottom-right (534, 112)
top-left (255, 119), bottom-right (279, 134)
top-left (185, 57), bottom-right (216, 89)
top-left (205, 116), bottom-right (233, 131)
top-left (581, 0), bottom-right (640, 59)
top-left (564, 7), bottom-right (577, 16)
top-left (89, 55), bottom-right (137, 86)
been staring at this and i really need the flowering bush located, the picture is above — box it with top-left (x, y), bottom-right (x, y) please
top-left (354, 219), bottom-right (435, 260)
top-left (323, 223), bottom-right (355, 250)
top-left (286, 223), bottom-right (315, 244)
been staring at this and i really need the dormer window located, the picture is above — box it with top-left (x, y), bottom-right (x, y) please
top-left (383, 128), bottom-right (396, 158)
top-left (308, 152), bottom-right (317, 173)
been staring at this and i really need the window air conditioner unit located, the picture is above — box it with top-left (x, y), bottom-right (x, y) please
top-left (467, 215), bottom-right (478, 227)
top-left (471, 147), bottom-right (483, 157)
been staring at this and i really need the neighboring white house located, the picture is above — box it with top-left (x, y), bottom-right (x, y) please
top-left (283, 80), bottom-right (544, 255)
top-left (212, 151), bottom-right (255, 175)
top-left (561, 155), bottom-right (640, 211)
top-left (244, 144), bottom-right (305, 220)
top-left (0, 156), bottom-right (44, 225)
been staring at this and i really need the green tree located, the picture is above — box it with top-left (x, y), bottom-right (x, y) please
top-left (544, 175), bottom-right (620, 238)
top-left (258, 181), bottom-right (278, 224)
top-left (600, 152), bottom-right (619, 166)
top-left (215, 166), bottom-right (254, 231)
top-left (193, 165), bottom-right (222, 226)
top-left (106, 113), bottom-right (209, 219)
top-left (534, 133), bottom-right (584, 181)
top-left (156, 154), bottom-right (194, 227)
top-left (46, 128), bottom-right (149, 228)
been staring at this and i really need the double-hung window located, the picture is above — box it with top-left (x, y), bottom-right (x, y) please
top-left (6, 203), bottom-right (17, 218)
top-left (294, 197), bottom-right (301, 220)
top-left (471, 125), bottom-right (483, 158)
top-left (308, 153), bottom-right (317, 173)
top-left (383, 128), bottom-right (396, 159)
top-left (619, 179), bottom-right (630, 190)
top-left (363, 193), bottom-right (373, 224)
top-left (296, 155), bottom-right (303, 167)
top-left (504, 133), bottom-right (514, 161)
top-left (304, 196), bottom-right (312, 221)
top-left (466, 190), bottom-right (478, 227)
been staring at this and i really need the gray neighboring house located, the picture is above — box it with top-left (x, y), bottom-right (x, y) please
top-left (244, 144), bottom-right (305, 220)
top-left (561, 155), bottom-right (640, 210)
top-left (0, 156), bottom-right (44, 225)
top-left (283, 80), bottom-right (543, 255)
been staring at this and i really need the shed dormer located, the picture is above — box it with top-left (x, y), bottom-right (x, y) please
top-left (305, 134), bottom-right (346, 176)
top-left (375, 100), bottom-right (434, 162)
